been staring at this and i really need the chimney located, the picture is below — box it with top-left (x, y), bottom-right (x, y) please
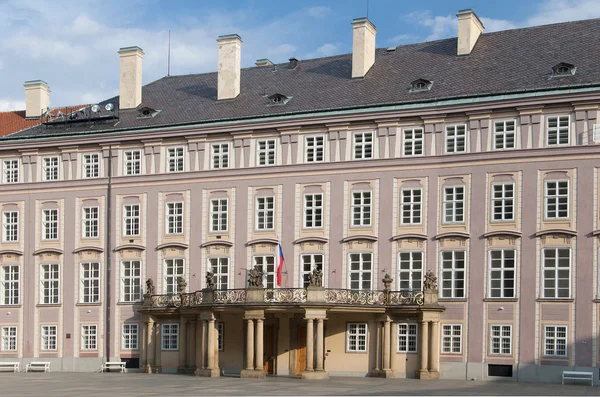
top-left (456, 9), bottom-right (484, 56)
top-left (351, 17), bottom-right (377, 79)
top-left (23, 80), bottom-right (50, 119)
top-left (217, 34), bottom-right (242, 100)
top-left (288, 57), bottom-right (298, 69)
top-left (118, 46), bottom-right (144, 109)
top-left (255, 58), bottom-right (273, 67)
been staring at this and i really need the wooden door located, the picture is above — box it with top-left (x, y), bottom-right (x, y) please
top-left (263, 325), bottom-right (275, 374)
top-left (296, 326), bottom-right (307, 376)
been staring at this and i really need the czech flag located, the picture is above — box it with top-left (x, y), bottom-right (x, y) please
top-left (277, 242), bottom-right (285, 287)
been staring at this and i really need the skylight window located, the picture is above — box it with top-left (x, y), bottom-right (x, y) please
top-left (410, 79), bottom-right (433, 92)
top-left (551, 62), bottom-right (576, 77)
top-left (136, 105), bottom-right (161, 119)
top-left (268, 93), bottom-right (292, 106)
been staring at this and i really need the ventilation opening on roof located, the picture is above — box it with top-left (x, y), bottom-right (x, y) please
top-left (410, 78), bottom-right (433, 92)
top-left (552, 62), bottom-right (576, 77)
top-left (267, 93), bottom-right (292, 106)
top-left (288, 57), bottom-right (299, 69)
top-left (386, 46), bottom-right (396, 52)
top-left (136, 105), bottom-right (161, 119)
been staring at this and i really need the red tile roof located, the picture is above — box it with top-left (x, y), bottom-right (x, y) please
top-left (0, 106), bottom-right (88, 137)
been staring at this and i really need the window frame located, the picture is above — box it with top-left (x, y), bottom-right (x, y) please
top-left (443, 185), bottom-right (465, 224)
top-left (492, 120), bottom-right (516, 151)
top-left (546, 115), bottom-right (570, 146)
top-left (120, 260), bottom-right (142, 303)
top-left (123, 204), bottom-right (141, 237)
top-left (440, 250), bottom-right (466, 299)
top-left (2, 210), bottom-right (18, 242)
top-left (256, 139), bottom-right (277, 167)
top-left (208, 257), bottom-right (230, 290)
top-left (40, 263), bottom-right (60, 304)
top-left (351, 190), bottom-right (372, 227)
top-left (444, 125), bottom-right (467, 154)
top-left (82, 153), bottom-right (100, 179)
top-left (41, 325), bottom-right (57, 351)
top-left (542, 247), bottom-right (571, 299)
top-left (346, 322), bottom-right (368, 353)
top-left (397, 323), bottom-right (418, 353)
top-left (488, 249), bottom-right (516, 299)
top-left (0, 265), bottom-right (19, 305)
top-left (165, 202), bottom-right (184, 235)
top-left (352, 131), bottom-right (374, 160)
top-left (166, 146), bottom-right (185, 173)
top-left (491, 182), bottom-right (515, 222)
top-left (217, 322), bottom-right (224, 351)
top-left (489, 324), bottom-right (512, 356)
top-left (211, 143), bottom-right (230, 169)
top-left (300, 253), bottom-right (324, 288)
top-left (442, 324), bottom-right (462, 354)
top-left (164, 258), bottom-right (185, 294)
top-left (544, 180), bottom-right (569, 220)
top-left (1, 325), bottom-right (17, 351)
top-left (543, 325), bottom-right (567, 357)
top-left (402, 128), bottom-right (424, 157)
top-left (305, 135), bottom-right (325, 163)
top-left (400, 188), bottom-right (422, 225)
top-left (253, 255), bottom-right (277, 288)
top-left (124, 150), bottom-right (142, 176)
top-left (82, 206), bottom-right (99, 239)
top-left (255, 196), bottom-right (275, 231)
top-left (398, 251), bottom-right (423, 291)
top-left (3, 159), bottom-right (19, 184)
top-left (348, 252), bottom-right (372, 291)
top-left (42, 208), bottom-right (59, 241)
top-left (80, 262), bottom-right (100, 304)
top-left (122, 323), bottom-right (139, 350)
top-left (81, 324), bottom-right (98, 351)
top-left (161, 323), bottom-right (179, 351)
top-left (210, 198), bottom-right (228, 233)
top-left (303, 193), bottom-right (323, 229)
top-left (42, 156), bottom-right (60, 181)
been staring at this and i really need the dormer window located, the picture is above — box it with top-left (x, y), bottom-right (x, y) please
top-left (552, 62), bottom-right (576, 77)
top-left (268, 93), bottom-right (291, 106)
top-left (410, 79), bottom-right (433, 92)
top-left (136, 105), bottom-right (161, 119)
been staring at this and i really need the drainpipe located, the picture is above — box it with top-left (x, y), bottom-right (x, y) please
top-left (105, 146), bottom-right (113, 360)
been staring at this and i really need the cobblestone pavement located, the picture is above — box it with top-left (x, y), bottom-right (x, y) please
top-left (0, 373), bottom-right (598, 396)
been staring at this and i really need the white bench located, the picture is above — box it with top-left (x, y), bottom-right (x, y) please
top-left (562, 370), bottom-right (593, 386)
top-left (0, 362), bottom-right (20, 372)
top-left (102, 361), bottom-right (126, 373)
top-left (25, 362), bottom-right (50, 372)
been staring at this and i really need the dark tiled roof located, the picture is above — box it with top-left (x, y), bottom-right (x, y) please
top-left (0, 106), bottom-right (88, 137)
top-left (6, 18), bottom-right (600, 140)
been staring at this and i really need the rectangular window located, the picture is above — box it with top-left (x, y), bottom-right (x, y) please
top-left (82, 207), bottom-right (99, 238)
top-left (547, 116), bottom-right (570, 146)
top-left (353, 132), bottom-right (373, 159)
top-left (167, 147), bottom-right (184, 172)
top-left (256, 196), bottom-right (274, 230)
top-left (164, 259), bottom-right (184, 294)
top-left (490, 325), bottom-right (512, 355)
top-left (80, 262), bottom-right (100, 304)
top-left (161, 323), bottom-right (179, 350)
top-left (257, 139), bottom-right (276, 166)
top-left (1, 265), bottom-right (19, 305)
top-left (305, 136), bottom-right (324, 163)
top-left (124, 150), bottom-right (141, 176)
top-left (3, 211), bottom-right (18, 242)
top-left (40, 264), bottom-right (60, 304)
top-left (41, 325), bottom-right (57, 351)
top-left (493, 121), bottom-right (516, 150)
top-left (210, 199), bottom-right (228, 232)
top-left (397, 323), bottom-right (418, 353)
top-left (217, 322), bottom-right (224, 351)
top-left (209, 257), bottom-right (229, 290)
top-left (3, 160), bottom-right (19, 183)
top-left (349, 253), bottom-right (372, 290)
top-left (491, 183), bottom-right (514, 221)
top-left (83, 154), bottom-right (99, 178)
top-left (301, 254), bottom-right (323, 288)
top-left (166, 202), bottom-right (183, 235)
top-left (42, 157), bottom-right (59, 181)
top-left (122, 323), bottom-right (139, 350)
top-left (42, 209), bottom-right (58, 240)
top-left (440, 251), bottom-right (465, 298)
top-left (254, 256), bottom-right (276, 288)
top-left (442, 324), bottom-right (462, 354)
top-left (544, 325), bottom-right (567, 357)
top-left (121, 260), bottom-right (142, 302)
top-left (1, 326), bottom-right (17, 351)
top-left (489, 250), bottom-right (515, 298)
top-left (544, 181), bottom-right (569, 219)
top-left (443, 186), bottom-right (465, 224)
top-left (212, 143), bottom-right (229, 169)
top-left (400, 188), bottom-right (422, 225)
top-left (351, 191), bottom-right (372, 227)
top-left (346, 323), bottom-right (367, 352)
top-left (81, 325), bottom-right (97, 350)
top-left (445, 125), bottom-right (466, 154)
top-left (304, 194), bottom-right (323, 228)
top-left (403, 128), bottom-right (423, 156)
top-left (543, 248), bottom-right (571, 298)
top-left (398, 252), bottom-right (423, 291)
top-left (123, 204), bottom-right (140, 236)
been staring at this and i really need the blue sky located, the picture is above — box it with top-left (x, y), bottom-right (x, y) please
top-left (0, 0), bottom-right (598, 110)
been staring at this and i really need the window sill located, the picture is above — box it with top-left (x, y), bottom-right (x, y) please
top-left (438, 298), bottom-right (468, 302)
top-left (483, 298), bottom-right (518, 302)
top-left (76, 302), bottom-right (102, 307)
top-left (0, 304), bottom-right (21, 308)
top-left (36, 304), bottom-right (61, 308)
top-left (117, 301), bottom-right (143, 306)
top-left (535, 298), bottom-right (574, 302)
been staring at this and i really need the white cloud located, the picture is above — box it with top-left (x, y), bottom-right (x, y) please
top-left (307, 6), bottom-right (331, 18)
top-left (387, 34), bottom-right (418, 45)
top-left (0, 100), bottom-right (26, 112)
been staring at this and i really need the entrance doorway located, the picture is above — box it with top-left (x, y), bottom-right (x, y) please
top-left (264, 324), bottom-right (275, 374)
top-left (296, 326), bottom-right (306, 375)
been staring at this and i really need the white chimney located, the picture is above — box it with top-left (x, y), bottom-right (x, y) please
top-left (217, 34), bottom-right (242, 100)
top-left (24, 80), bottom-right (50, 119)
top-left (351, 17), bottom-right (377, 79)
top-left (456, 9), bottom-right (484, 56)
top-left (118, 46), bottom-right (144, 109)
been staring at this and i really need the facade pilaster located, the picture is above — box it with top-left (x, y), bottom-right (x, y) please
top-left (178, 318), bottom-right (187, 372)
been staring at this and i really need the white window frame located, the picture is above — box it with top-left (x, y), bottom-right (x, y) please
top-left (440, 251), bottom-right (466, 299)
top-left (1, 326), bottom-right (17, 351)
top-left (1, 265), bottom-right (19, 305)
top-left (42, 209), bottom-right (58, 240)
top-left (489, 324), bottom-right (512, 355)
top-left (488, 249), bottom-right (516, 299)
top-left (40, 263), bottom-right (60, 304)
top-left (303, 193), bottom-right (323, 229)
top-left (217, 322), bottom-right (224, 351)
top-left (83, 153), bottom-right (100, 178)
top-left (257, 139), bottom-right (276, 166)
top-left (3, 159), bottom-right (19, 184)
top-left (253, 255), bottom-right (276, 288)
top-left (444, 125), bottom-right (467, 154)
top-left (348, 252), bottom-right (372, 290)
top-left (210, 198), bottom-right (228, 233)
top-left (491, 183), bottom-right (514, 222)
top-left (41, 325), bottom-right (57, 351)
top-left (211, 143), bottom-right (230, 169)
top-left (353, 132), bottom-right (373, 160)
top-left (546, 115), bottom-right (570, 146)
top-left (493, 120), bottom-right (516, 150)
top-left (398, 251), bottom-right (423, 291)
top-left (122, 323), bottom-right (139, 350)
top-left (403, 128), bottom-right (424, 157)
top-left (305, 135), bottom-right (325, 163)
top-left (351, 190), bottom-right (372, 227)
top-left (542, 248), bottom-right (571, 299)
top-left (346, 323), bottom-right (367, 352)
top-left (544, 180), bottom-right (569, 220)
top-left (124, 150), bottom-right (142, 176)
top-left (166, 202), bottom-right (184, 235)
top-left (208, 257), bottom-right (229, 290)
top-left (164, 258), bottom-right (184, 294)
top-left (397, 323), bottom-right (418, 353)
top-left (443, 186), bottom-right (465, 224)
top-left (80, 262), bottom-right (100, 304)
top-left (81, 324), bottom-right (97, 350)
top-left (442, 324), bottom-right (462, 354)
top-left (82, 206), bottom-right (99, 239)
top-left (42, 156), bottom-right (60, 181)
top-left (167, 147), bottom-right (185, 173)
top-left (161, 323), bottom-right (179, 350)
top-left (300, 253), bottom-right (323, 288)
top-left (400, 188), bottom-right (422, 225)
top-left (255, 196), bottom-right (275, 231)
top-left (3, 211), bottom-right (18, 242)
top-left (120, 260), bottom-right (142, 303)
top-left (123, 204), bottom-right (140, 237)
top-left (543, 325), bottom-right (567, 357)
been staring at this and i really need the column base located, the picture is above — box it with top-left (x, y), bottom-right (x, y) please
top-left (417, 369), bottom-right (439, 380)
top-left (143, 365), bottom-right (162, 374)
top-left (240, 369), bottom-right (266, 378)
top-left (302, 370), bottom-right (329, 379)
top-left (195, 368), bottom-right (221, 377)
top-left (371, 369), bottom-right (397, 378)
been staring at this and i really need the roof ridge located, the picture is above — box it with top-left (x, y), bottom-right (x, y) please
top-left (481, 16), bottom-right (600, 37)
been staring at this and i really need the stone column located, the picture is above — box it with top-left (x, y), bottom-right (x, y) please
top-left (255, 319), bottom-right (264, 372)
top-left (178, 318), bottom-right (187, 371)
top-left (374, 321), bottom-right (381, 371)
top-left (201, 320), bottom-right (207, 368)
top-left (188, 320), bottom-right (197, 369)
top-left (418, 320), bottom-right (429, 378)
top-left (382, 319), bottom-right (391, 371)
top-left (245, 319), bottom-right (254, 370)
top-left (315, 319), bottom-right (324, 371)
top-left (207, 318), bottom-right (215, 370)
top-left (390, 322), bottom-right (398, 373)
top-left (306, 318), bottom-right (314, 371)
top-left (154, 323), bottom-right (162, 370)
top-left (429, 321), bottom-right (440, 374)
top-left (145, 319), bottom-right (154, 372)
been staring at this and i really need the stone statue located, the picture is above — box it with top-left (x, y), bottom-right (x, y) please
top-left (205, 271), bottom-right (216, 290)
top-left (382, 273), bottom-right (393, 291)
top-left (177, 276), bottom-right (187, 293)
top-left (308, 267), bottom-right (323, 287)
top-left (145, 278), bottom-right (155, 295)
top-left (247, 265), bottom-right (264, 288)
top-left (423, 270), bottom-right (438, 291)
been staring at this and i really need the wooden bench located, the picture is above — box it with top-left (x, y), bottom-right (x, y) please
top-left (562, 370), bottom-right (593, 386)
top-left (25, 362), bottom-right (50, 372)
top-left (0, 362), bottom-right (20, 372)
top-left (101, 361), bottom-right (126, 373)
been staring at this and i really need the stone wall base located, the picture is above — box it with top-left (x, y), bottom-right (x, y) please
top-left (301, 370), bottom-right (329, 379)
top-left (240, 369), bottom-right (266, 378)
top-left (417, 369), bottom-right (440, 380)
top-left (195, 368), bottom-right (221, 377)
top-left (371, 369), bottom-right (398, 378)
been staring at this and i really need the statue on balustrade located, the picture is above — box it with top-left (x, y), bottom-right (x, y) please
top-left (177, 276), bottom-right (187, 293)
top-left (247, 265), bottom-right (264, 288)
top-left (145, 278), bottom-right (155, 296)
top-left (423, 270), bottom-right (438, 291)
top-left (308, 267), bottom-right (323, 287)
top-left (205, 271), bottom-right (216, 290)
